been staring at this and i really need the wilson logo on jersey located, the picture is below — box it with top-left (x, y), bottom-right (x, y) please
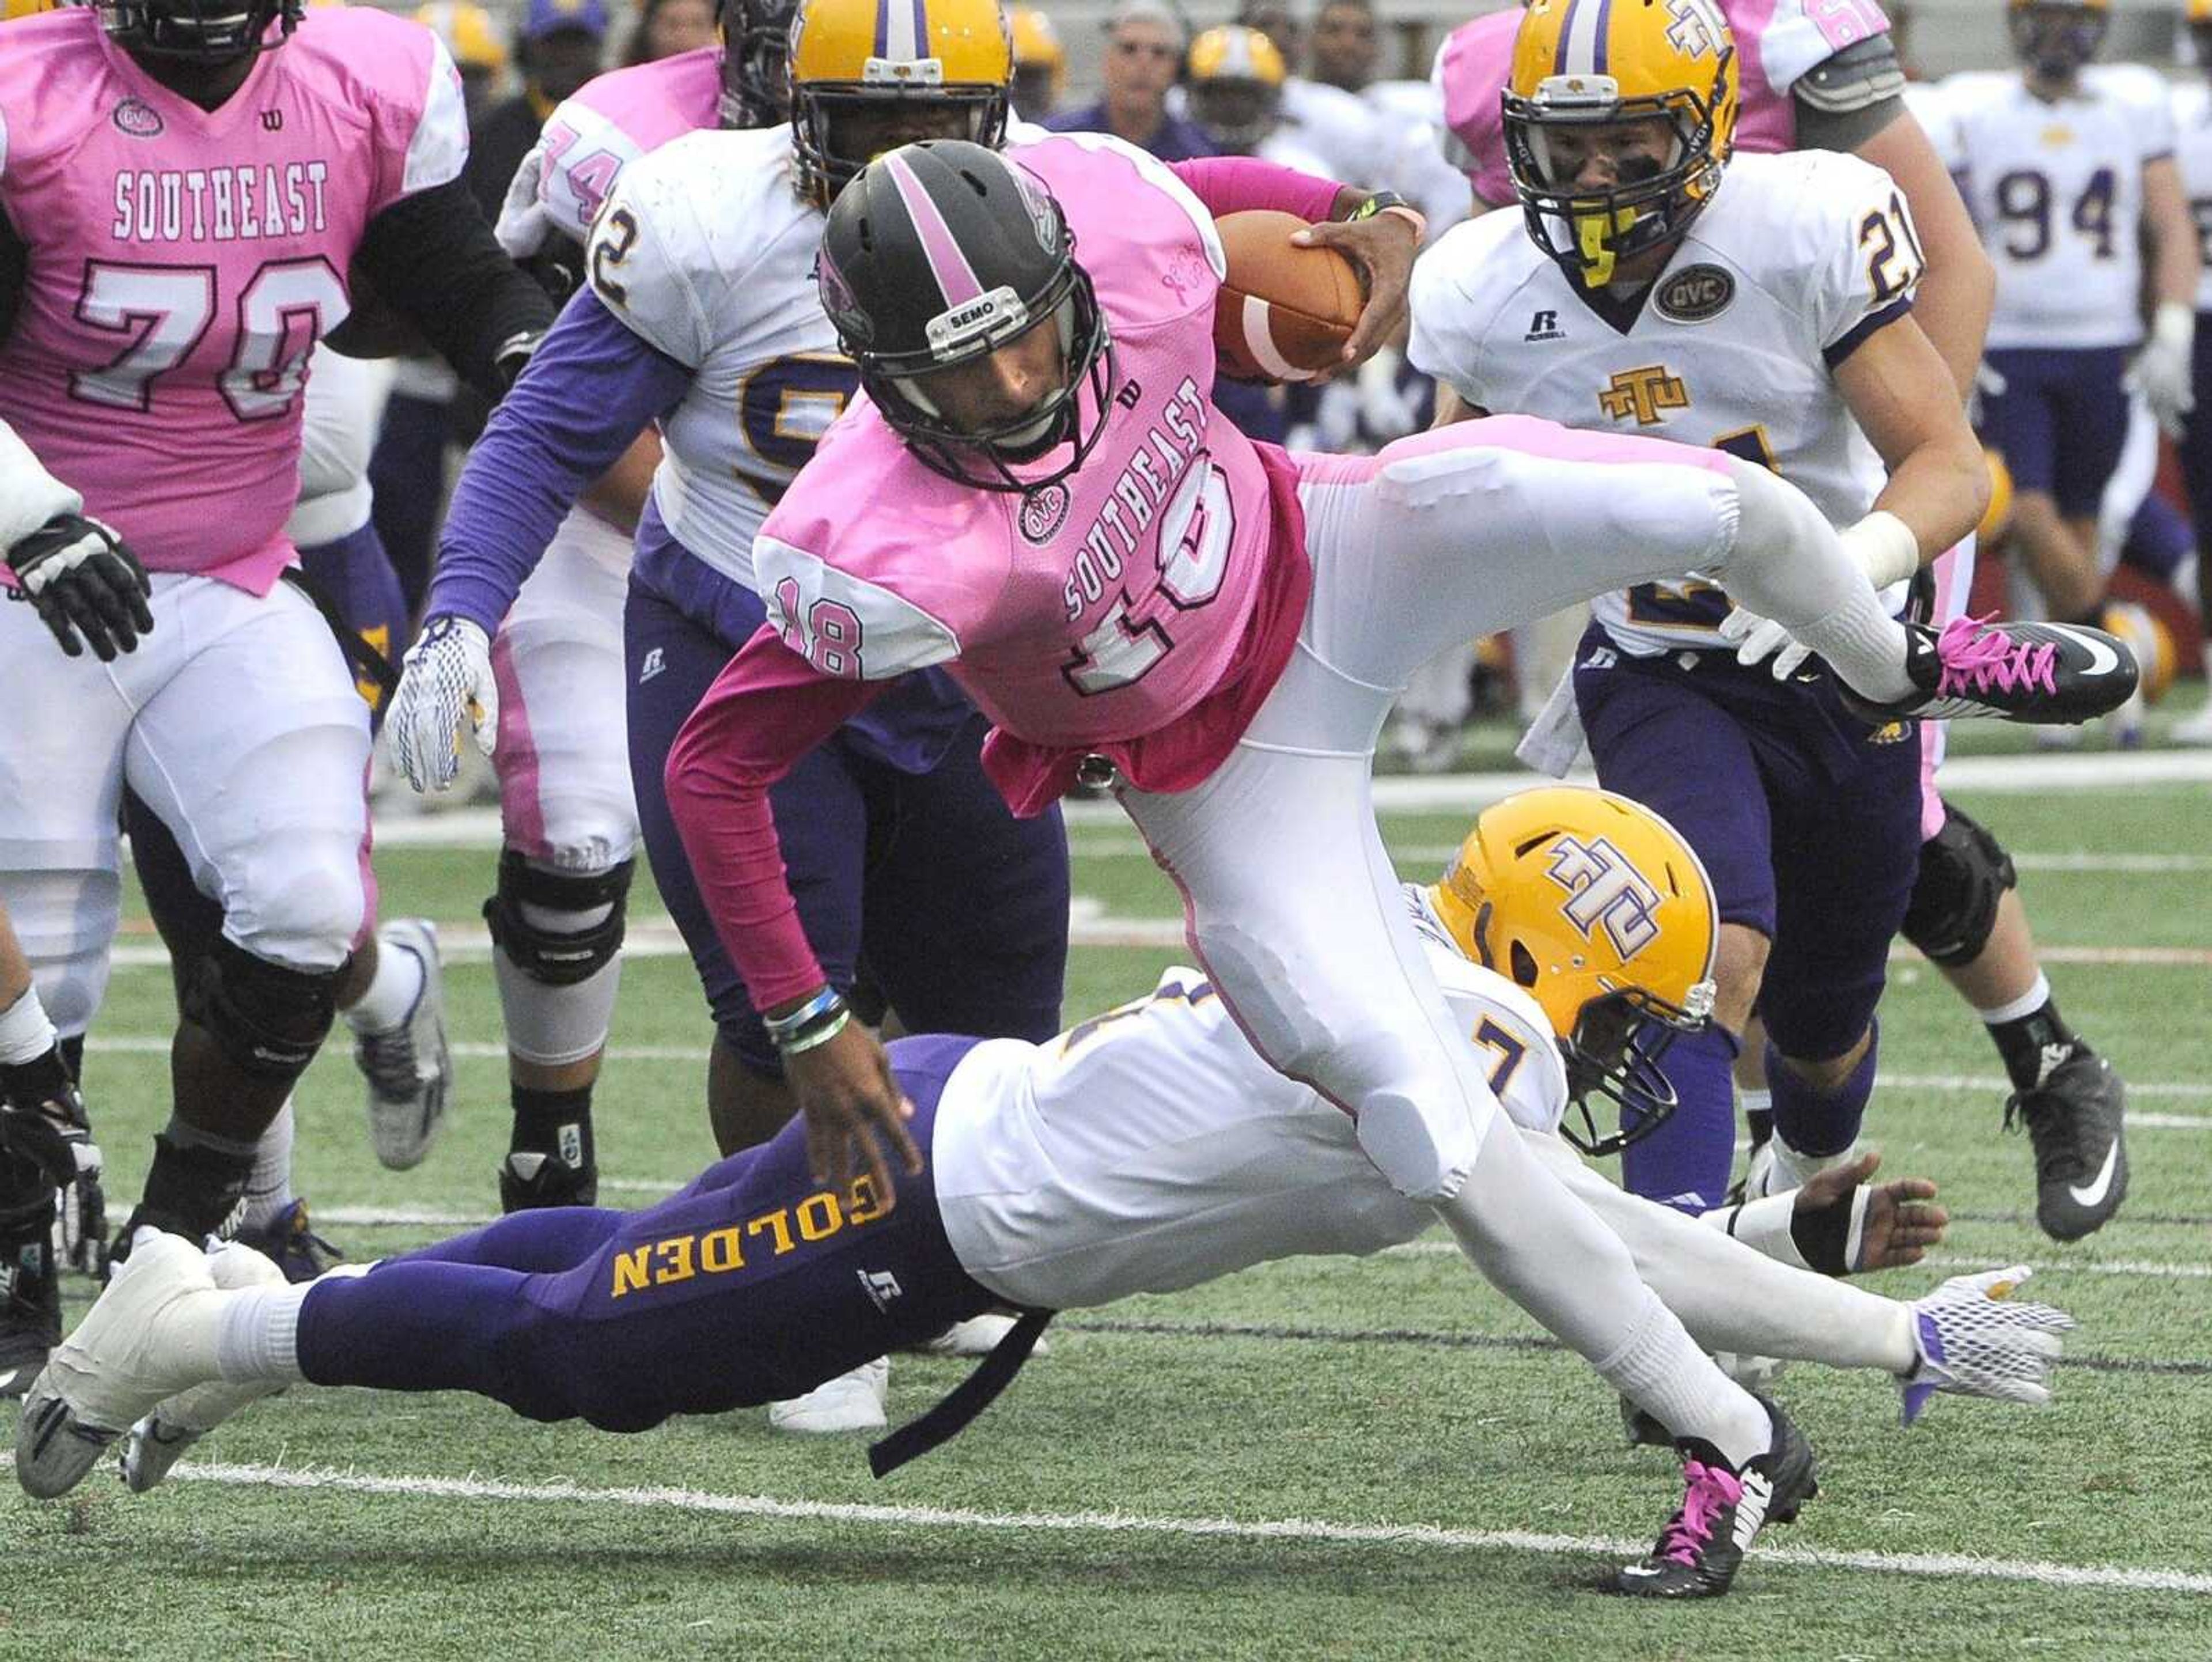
top-left (1545, 834), bottom-right (1664, 961)
top-left (1597, 365), bottom-right (1689, 426)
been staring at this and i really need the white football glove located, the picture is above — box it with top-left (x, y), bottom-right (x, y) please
top-left (1899, 1263), bottom-right (2075, 1425)
top-left (2130, 302), bottom-right (2196, 439)
top-left (1717, 605), bottom-right (1811, 680)
top-left (389, 615), bottom-right (498, 792)
top-left (494, 141), bottom-right (554, 261)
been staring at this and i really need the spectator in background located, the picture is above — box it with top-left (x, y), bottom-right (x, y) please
top-left (1009, 6), bottom-right (1067, 120)
top-left (1044, 0), bottom-right (1216, 162)
top-left (1234, 0), bottom-right (1384, 182)
top-left (416, 0), bottom-right (512, 123)
top-left (624, 0), bottom-right (717, 66)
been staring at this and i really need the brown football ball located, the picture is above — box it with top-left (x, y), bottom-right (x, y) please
top-left (1211, 209), bottom-right (1365, 384)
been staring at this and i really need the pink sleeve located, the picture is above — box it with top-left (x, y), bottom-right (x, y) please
top-left (1169, 156), bottom-right (1343, 224)
top-left (664, 623), bottom-right (887, 1010)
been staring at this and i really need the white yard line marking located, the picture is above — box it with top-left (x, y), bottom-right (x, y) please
top-left (362, 755), bottom-right (2212, 847)
top-left (1069, 839), bottom-right (2212, 876)
top-left (4, 1459), bottom-right (2171, 1595)
top-left (1378, 1238), bottom-right (2212, 1278)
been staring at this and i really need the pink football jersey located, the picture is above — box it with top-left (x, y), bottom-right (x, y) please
top-left (1437, 0), bottom-right (1893, 207)
top-left (752, 132), bottom-right (1312, 816)
top-left (0, 7), bottom-right (467, 592)
top-left (533, 46), bottom-right (723, 245)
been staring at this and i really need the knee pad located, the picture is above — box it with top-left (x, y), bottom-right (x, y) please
top-left (181, 938), bottom-right (339, 1081)
top-left (483, 850), bottom-right (633, 987)
top-left (1902, 803), bottom-right (2017, 968)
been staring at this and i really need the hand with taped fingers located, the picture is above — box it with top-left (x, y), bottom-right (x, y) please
top-left (1717, 604), bottom-right (1813, 680)
top-left (5, 513), bottom-right (155, 662)
top-left (779, 1009), bottom-right (922, 1211)
top-left (1293, 202), bottom-right (1422, 377)
top-left (1798, 1149), bottom-right (1948, 1271)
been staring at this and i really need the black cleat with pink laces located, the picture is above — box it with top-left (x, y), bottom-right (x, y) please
top-left (1842, 614), bottom-right (2139, 726)
top-left (1614, 1396), bottom-right (1818, 1599)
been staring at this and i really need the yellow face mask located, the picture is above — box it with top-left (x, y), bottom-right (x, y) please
top-left (1573, 202), bottom-right (1639, 287)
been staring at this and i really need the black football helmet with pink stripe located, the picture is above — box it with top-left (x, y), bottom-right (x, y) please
top-left (97, 0), bottom-right (300, 62)
top-left (816, 141), bottom-right (1114, 492)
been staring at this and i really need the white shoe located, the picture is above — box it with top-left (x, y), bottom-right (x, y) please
top-left (120, 1243), bottom-right (290, 1493)
top-left (918, 1313), bottom-right (1050, 1358)
top-left (1899, 1264), bottom-right (2075, 1424)
top-left (768, 1357), bottom-right (889, 1434)
top-left (1743, 1135), bottom-right (1856, 1201)
top-left (2173, 698), bottom-right (2212, 746)
top-left (353, 918), bottom-right (452, 1172)
top-left (13, 1235), bottom-right (222, 1500)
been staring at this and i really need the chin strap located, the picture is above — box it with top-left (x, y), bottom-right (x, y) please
top-left (868, 1308), bottom-right (1055, 1478)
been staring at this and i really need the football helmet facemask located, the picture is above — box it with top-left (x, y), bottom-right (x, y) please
top-left (817, 140), bottom-right (1115, 493)
top-left (97, 0), bottom-right (300, 62)
top-left (1502, 0), bottom-right (1738, 289)
top-left (788, 0), bottom-right (1013, 207)
top-left (1427, 786), bottom-right (1718, 1157)
top-left (718, 0), bottom-right (798, 128)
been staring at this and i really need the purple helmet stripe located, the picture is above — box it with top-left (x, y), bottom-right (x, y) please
top-left (873, 0), bottom-right (889, 58)
top-left (1591, 0), bottom-right (1613, 73)
top-left (1552, 0), bottom-right (1576, 74)
top-left (885, 149), bottom-right (986, 309)
top-left (909, 0), bottom-right (928, 56)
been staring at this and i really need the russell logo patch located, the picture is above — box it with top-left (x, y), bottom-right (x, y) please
top-left (1655, 263), bottom-right (1734, 323)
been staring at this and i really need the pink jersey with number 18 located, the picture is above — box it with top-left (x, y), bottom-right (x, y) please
top-left (751, 130), bottom-right (1314, 817)
top-left (0, 6), bottom-right (468, 593)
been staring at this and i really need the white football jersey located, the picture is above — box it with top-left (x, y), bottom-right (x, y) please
top-left (1945, 65), bottom-right (2177, 350)
top-left (933, 895), bottom-right (1565, 1312)
top-left (2168, 79), bottom-right (2212, 315)
top-left (1407, 149), bottom-right (1912, 655)
top-left (1903, 78), bottom-right (1962, 173)
top-left (585, 124), bottom-right (853, 589)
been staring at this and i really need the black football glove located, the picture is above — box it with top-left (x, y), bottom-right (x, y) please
top-left (6, 512), bottom-right (155, 661)
top-left (0, 1049), bottom-right (106, 1274)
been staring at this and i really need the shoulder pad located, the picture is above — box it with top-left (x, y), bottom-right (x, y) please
top-left (1793, 33), bottom-right (1907, 116)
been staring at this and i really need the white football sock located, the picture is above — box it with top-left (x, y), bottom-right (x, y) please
top-left (1523, 1129), bottom-right (1916, 1373)
top-left (215, 1282), bottom-right (313, 1384)
top-left (241, 1097), bottom-right (296, 1235)
top-left (1709, 456), bottom-right (1914, 703)
top-left (343, 929), bottom-right (426, 1036)
top-left (1433, 1117), bottom-right (1770, 1467)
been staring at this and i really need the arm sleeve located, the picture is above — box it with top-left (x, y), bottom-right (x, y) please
top-left (351, 176), bottom-right (558, 400)
top-left (1170, 156), bottom-right (1343, 224)
top-left (664, 627), bottom-right (889, 1009)
top-left (424, 285), bottom-right (692, 634)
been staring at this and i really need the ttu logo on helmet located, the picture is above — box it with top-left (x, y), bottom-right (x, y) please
top-left (1546, 835), bottom-right (1664, 960)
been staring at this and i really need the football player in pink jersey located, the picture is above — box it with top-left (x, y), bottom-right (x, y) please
top-left (642, 134), bottom-right (2130, 1593)
top-left (0, 0), bottom-right (555, 1379)
top-left (1433, 0), bottom-right (2133, 1243)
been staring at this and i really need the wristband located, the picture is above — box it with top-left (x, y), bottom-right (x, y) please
top-left (1841, 509), bottom-right (1920, 590)
top-left (764, 985), bottom-right (843, 1040)
top-left (0, 985), bottom-right (57, 1069)
top-left (1698, 1192), bottom-right (1812, 1273)
top-left (1347, 190), bottom-right (1427, 241)
top-left (775, 1007), bottom-right (851, 1057)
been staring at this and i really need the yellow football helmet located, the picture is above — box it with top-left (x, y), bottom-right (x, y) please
top-left (1428, 786), bottom-right (1718, 1157)
top-left (1977, 446), bottom-right (2014, 547)
top-left (414, 1), bottom-right (508, 71)
top-left (2, 0), bottom-right (65, 20)
top-left (2007, 0), bottom-right (2108, 79)
top-left (1187, 24), bottom-right (1287, 153)
top-left (1008, 6), bottom-right (1063, 114)
top-left (1502, 0), bottom-right (1738, 288)
top-left (789, 0), bottom-right (1013, 205)
top-left (2100, 600), bottom-right (2176, 703)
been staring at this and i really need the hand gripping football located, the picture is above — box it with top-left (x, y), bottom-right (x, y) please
top-left (1211, 210), bottom-right (1365, 384)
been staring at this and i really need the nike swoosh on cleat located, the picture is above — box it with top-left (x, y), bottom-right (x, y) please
top-left (2067, 1137), bottom-right (2123, 1209)
top-left (2050, 629), bottom-right (2120, 676)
